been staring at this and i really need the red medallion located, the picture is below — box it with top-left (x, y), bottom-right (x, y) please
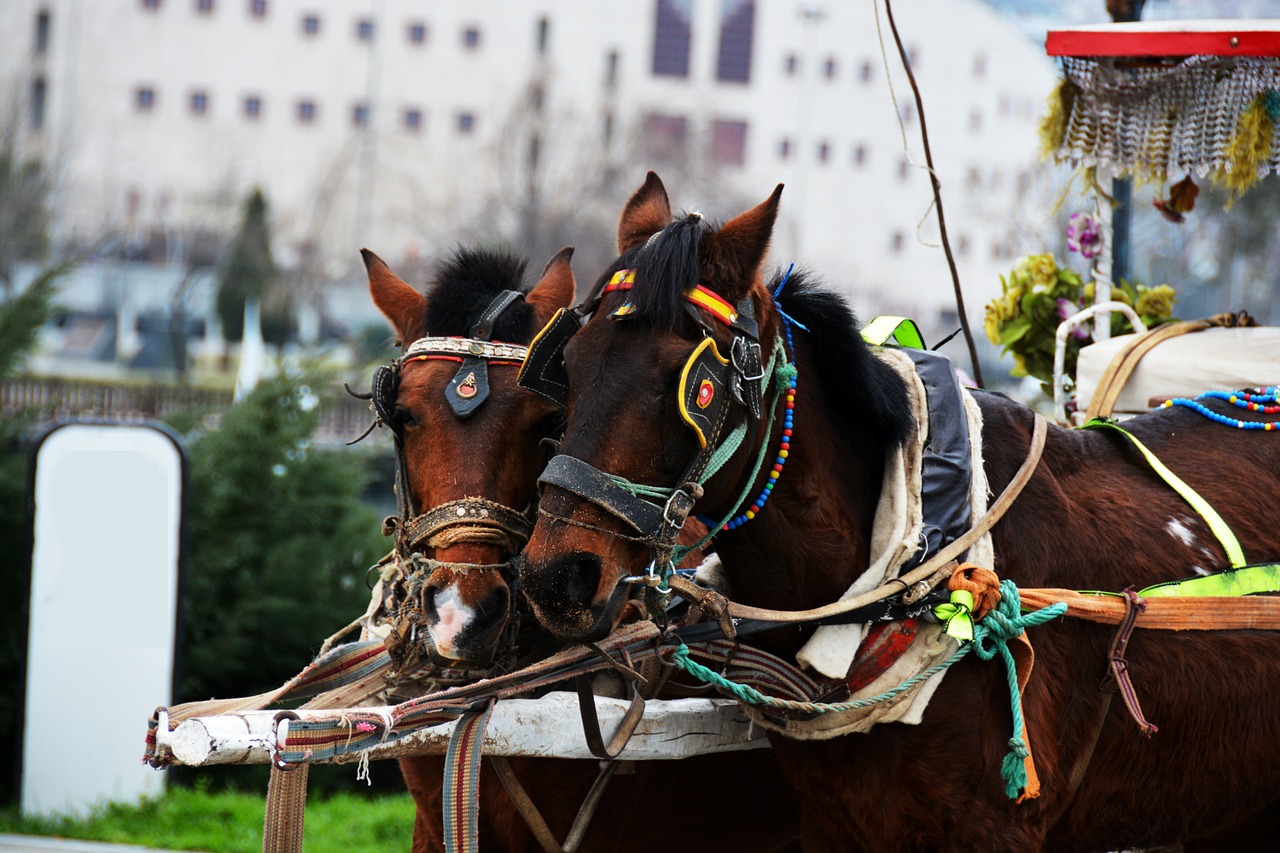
top-left (697, 379), bottom-right (715, 409)
top-left (457, 372), bottom-right (478, 398)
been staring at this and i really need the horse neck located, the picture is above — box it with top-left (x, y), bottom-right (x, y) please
top-left (711, 339), bottom-right (888, 615)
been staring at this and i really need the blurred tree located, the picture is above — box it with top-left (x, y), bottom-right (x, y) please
top-left (176, 371), bottom-right (389, 704)
top-left (216, 189), bottom-right (292, 347)
top-left (0, 124), bottom-right (52, 297)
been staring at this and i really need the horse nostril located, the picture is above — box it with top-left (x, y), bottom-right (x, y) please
top-left (480, 583), bottom-right (510, 620)
top-left (420, 584), bottom-right (440, 623)
top-left (559, 552), bottom-right (603, 611)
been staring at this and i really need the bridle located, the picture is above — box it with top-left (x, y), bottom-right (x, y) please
top-left (518, 268), bottom-right (789, 596)
top-left (362, 288), bottom-right (538, 670)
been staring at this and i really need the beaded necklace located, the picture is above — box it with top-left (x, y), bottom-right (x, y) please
top-left (1161, 386), bottom-right (1280, 430)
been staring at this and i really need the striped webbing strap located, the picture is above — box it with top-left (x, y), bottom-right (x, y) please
top-left (442, 701), bottom-right (497, 853)
top-left (144, 639), bottom-right (391, 767)
top-left (1080, 418), bottom-right (1246, 567)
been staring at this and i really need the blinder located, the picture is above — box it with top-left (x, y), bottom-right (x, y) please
top-left (517, 306), bottom-right (584, 408)
top-left (678, 336), bottom-right (734, 450)
top-left (371, 363), bottom-right (401, 427)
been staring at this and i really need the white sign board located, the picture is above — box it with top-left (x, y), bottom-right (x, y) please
top-left (23, 422), bottom-right (184, 817)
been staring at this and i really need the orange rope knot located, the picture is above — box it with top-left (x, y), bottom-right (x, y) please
top-left (948, 563), bottom-right (1002, 621)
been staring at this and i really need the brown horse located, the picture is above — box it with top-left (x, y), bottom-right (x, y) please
top-left (363, 246), bottom-right (800, 852)
top-left (517, 172), bottom-right (1280, 852)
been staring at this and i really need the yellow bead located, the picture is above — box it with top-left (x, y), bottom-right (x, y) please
top-left (779, 450), bottom-right (789, 458)
top-left (745, 510), bottom-right (756, 519)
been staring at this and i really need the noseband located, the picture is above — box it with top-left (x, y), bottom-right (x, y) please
top-left (367, 289), bottom-right (537, 668)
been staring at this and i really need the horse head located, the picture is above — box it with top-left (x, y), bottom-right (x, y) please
top-left (365, 246), bottom-right (574, 664)
top-left (519, 172), bottom-right (790, 641)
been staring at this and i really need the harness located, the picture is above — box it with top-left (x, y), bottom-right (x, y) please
top-left (365, 289), bottom-right (534, 670)
top-left (519, 268), bottom-right (777, 590)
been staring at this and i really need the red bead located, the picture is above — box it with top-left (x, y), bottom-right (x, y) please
top-left (783, 429), bottom-right (793, 437)
top-left (772, 464), bottom-right (784, 472)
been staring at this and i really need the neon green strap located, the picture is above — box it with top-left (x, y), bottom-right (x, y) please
top-left (1081, 419), bottom-right (1246, 568)
top-left (1139, 562), bottom-right (1280, 598)
top-left (861, 315), bottom-right (926, 349)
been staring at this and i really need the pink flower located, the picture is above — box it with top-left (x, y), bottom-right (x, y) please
top-left (1057, 298), bottom-right (1090, 339)
top-left (1066, 212), bottom-right (1103, 260)
top-left (356, 722), bottom-right (377, 732)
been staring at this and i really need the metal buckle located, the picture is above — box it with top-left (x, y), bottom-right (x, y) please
top-left (731, 337), bottom-right (765, 382)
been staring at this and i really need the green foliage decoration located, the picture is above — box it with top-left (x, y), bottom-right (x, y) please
top-left (984, 253), bottom-right (1178, 394)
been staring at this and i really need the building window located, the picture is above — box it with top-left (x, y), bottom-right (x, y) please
top-left (969, 108), bottom-right (982, 132)
top-left (716, 0), bottom-right (754, 83)
top-left (189, 89), bottom-right (209, 115)
top-left (898, 158), bottom-right (911, 180)
top-left (900, 104), bottom-right (914, 126)
top-left (652, 0), bottom-right (692, 78)
top-left (141, 0), bottom-right (162, 10)
top-left (297, 99), bottom-right (317, 123)
top-left (603, 111), bottom-right (615, 145)
top-left (642, 112), bottom-right (688, 163)
top-left (403, 108), bottom-right (423, 131)
top-left (35, 9), bottom-right (51, 53)
top-left (249, 0), bottom-right (266, 19)
top-left (463, 26), bottom-right (481, 49)
top-left (859, 59), bottom-right (873, 83)
top-left (973, 53), bottom-right (987, 78)
top-left (710, 119), bottom-right (748, 167)
top-left (407, 21), bottom-right (426, 44)
top-left (135, 86), bottom-right (156, 112)
top-left (30, 77), bottom-right (46, 131)
top-left (817, 140), bottom-right (830, 164)
top-left (536, 16), bottom-right (549, 54)
top-left (243, 95), bottom-right (262, 119)
top-left (355, 18), bottom-right (374, 41)
top-left (957, 235), bottom-right (970, 257)
top-left (301, 13), bottom-right (320, 36)
top-left (196, 0), bottom-right (215, 13)
top-left (823, 57), bottom-right (838, 79)
top-left (351, 102), bottom-right (369, 127)
top-left (457, 112), bottom-right (475, 134)
top-left (853, 143), bottom-right (867, 167)
top-left (891, 231), bottom-right (905, 253)
top-left (778, 137), bottom-right (792, 160)
top-left (783, 54), bottom-right (798, 76)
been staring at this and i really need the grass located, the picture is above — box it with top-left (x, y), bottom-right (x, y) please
top-left (0, 784), bottom-right (418, 853)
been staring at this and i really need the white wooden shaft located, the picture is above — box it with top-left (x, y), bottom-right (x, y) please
top-left (154, 693), bottom-right (768, 767)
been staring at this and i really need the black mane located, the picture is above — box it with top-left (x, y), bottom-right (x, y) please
top-left (422, 246), bottom-right (540, 344)
top-left (771, 267), bottom-right (914, 450)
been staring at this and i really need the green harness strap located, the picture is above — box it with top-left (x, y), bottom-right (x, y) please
top-left (1080, 418), bottom-right (1246, 568)
top-left (861, 315), bottom-right (927, 349)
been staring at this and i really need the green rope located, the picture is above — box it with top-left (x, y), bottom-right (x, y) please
top-left (969, 579), bottom-right (1067, 799)
top-left (672, 578), bottom-right (1068, 802)
top-left (670, 641), bottom-right (972, 714)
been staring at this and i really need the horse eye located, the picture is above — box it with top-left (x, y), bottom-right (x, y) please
top-left (395, 405), bottom-right (420, 428)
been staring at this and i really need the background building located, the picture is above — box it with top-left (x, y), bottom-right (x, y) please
top-left (1, 0), bottom-right (1062, 367)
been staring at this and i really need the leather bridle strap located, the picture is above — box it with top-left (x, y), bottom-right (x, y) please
top-left (539, 455), bottom-right (666, 535)
top-left (399, 498), bottom-right (533, 554)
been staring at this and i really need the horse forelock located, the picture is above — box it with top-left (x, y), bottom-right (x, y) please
top-left (602, 214), bottom-right (712, 331)
top-left (772, 268), bottom-right (913, 451)
top-left (422, 246), bottom-right (538, 343)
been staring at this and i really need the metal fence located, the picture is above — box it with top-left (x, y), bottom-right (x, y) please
top-left (1, 377), bottom-right (375, 445)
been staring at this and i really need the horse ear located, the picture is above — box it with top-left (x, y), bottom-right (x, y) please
top-left (362, 248), bottom-right (426, 342)
top-left (617, 171), bottom-right (672, 254)
top-left (703, 184), bottom-right (784, 301)
top-left (527, 246), bottom-right (576, 324)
